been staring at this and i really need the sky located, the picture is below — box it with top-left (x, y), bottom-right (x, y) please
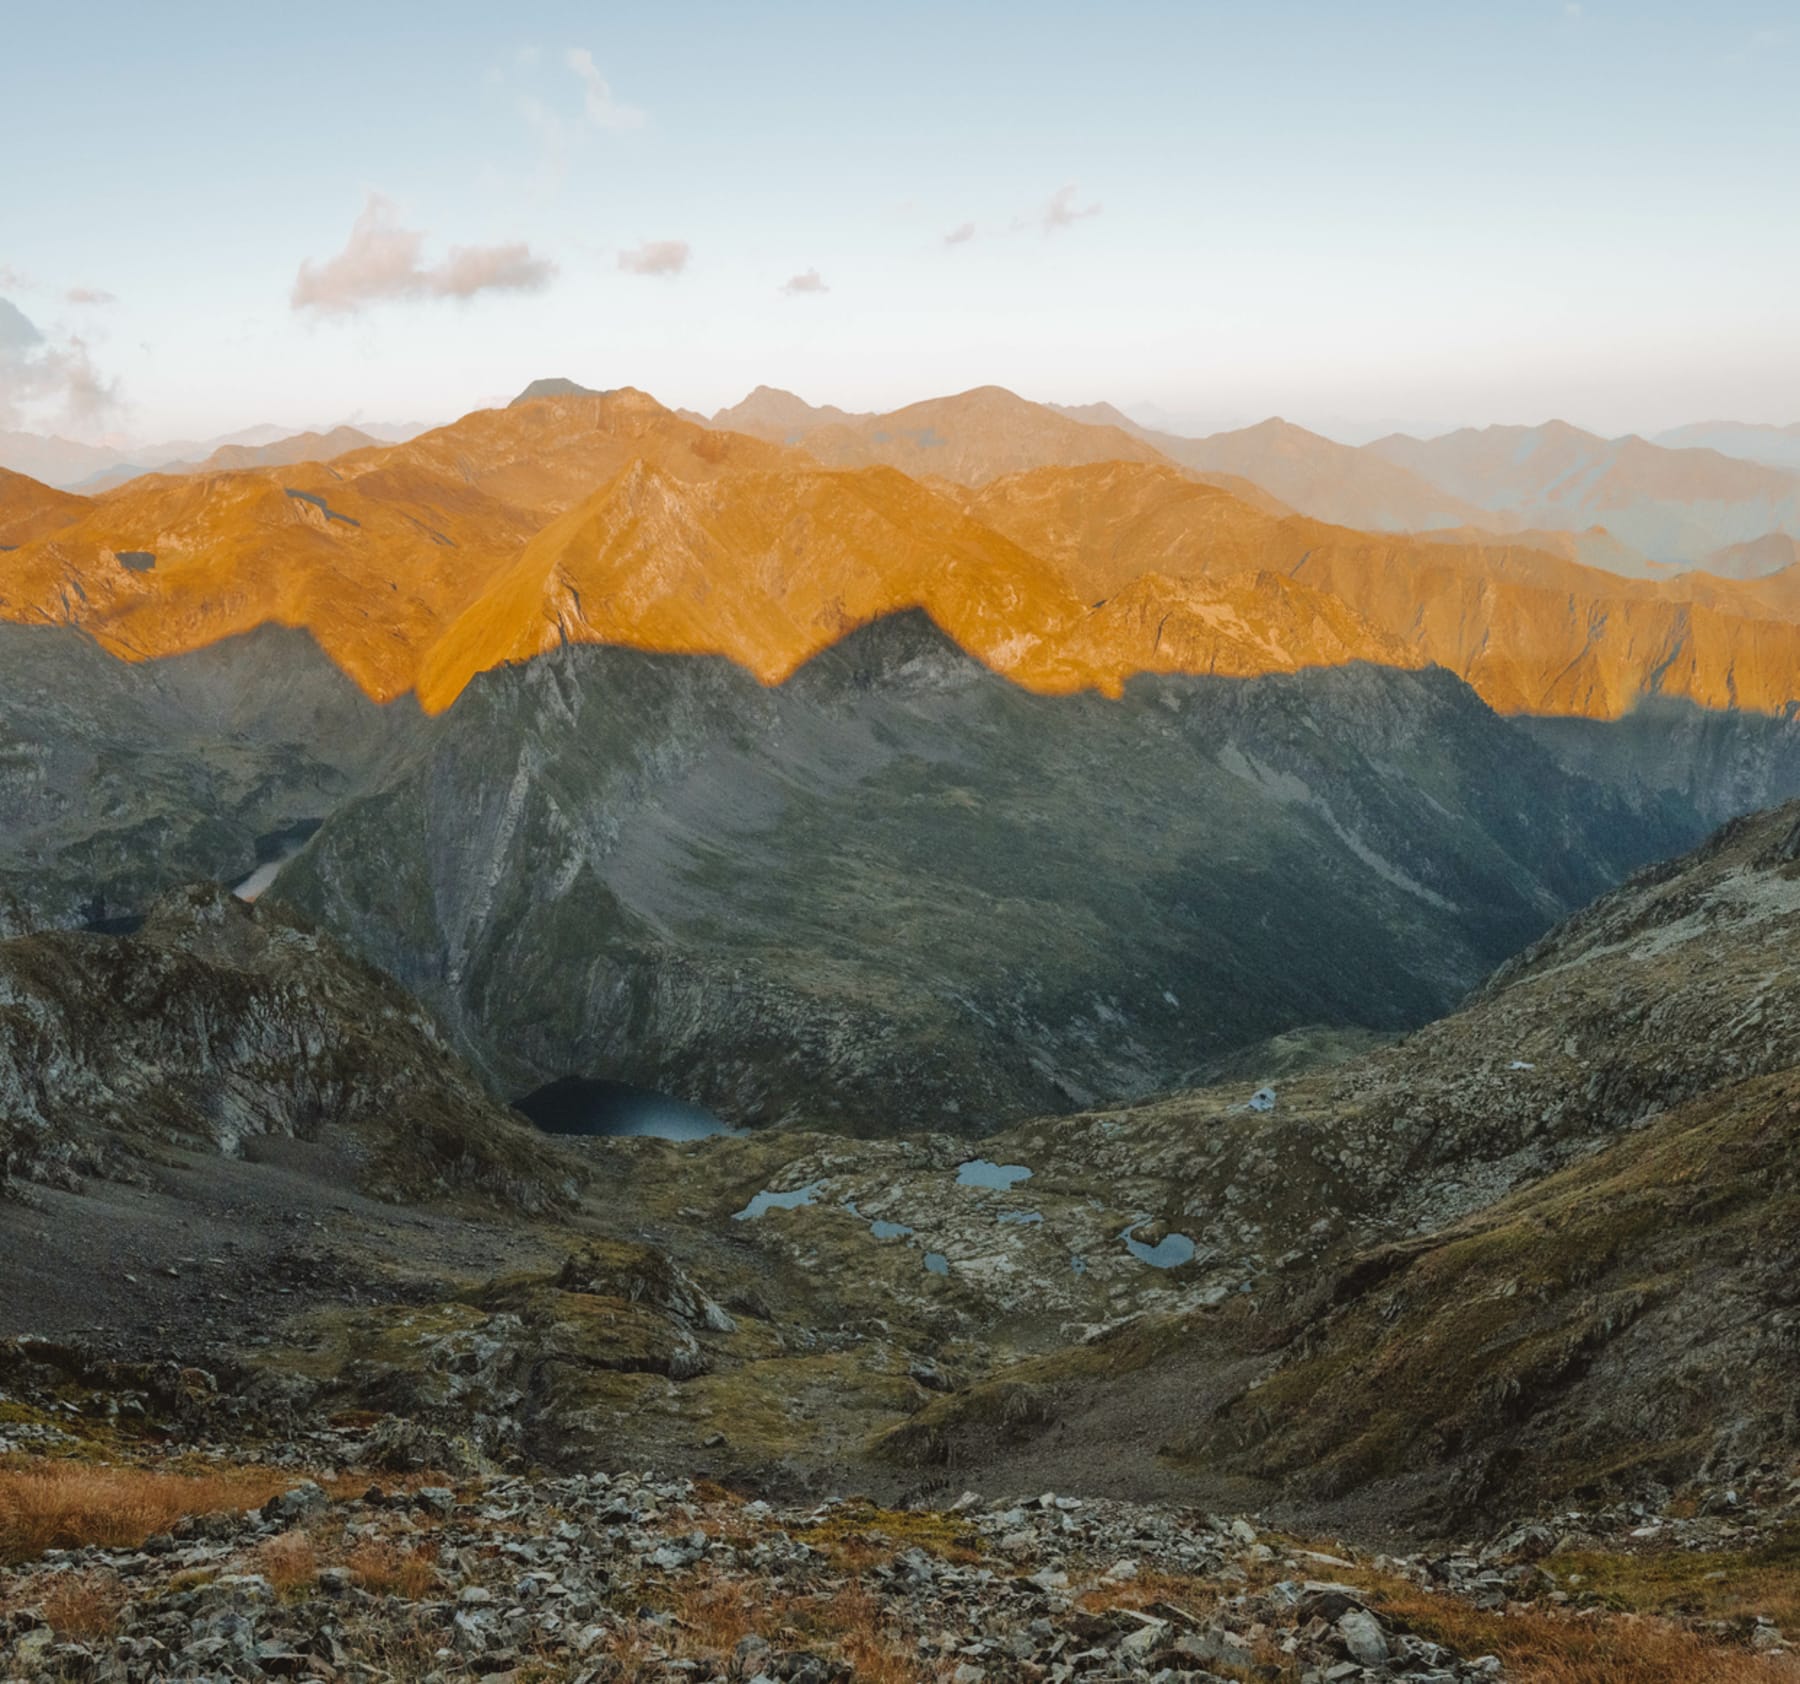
top-left (1, 0), bottom-right (1797, 446)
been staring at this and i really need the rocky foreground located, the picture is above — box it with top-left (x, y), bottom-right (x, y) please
top-left (4, 1453), bottom-right (1798, 1684)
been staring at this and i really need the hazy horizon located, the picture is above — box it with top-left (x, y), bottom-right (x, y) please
top-left (3, 0), bottom-right (1797, 446)
top-left (4, 376), bottom-right (1797, 463)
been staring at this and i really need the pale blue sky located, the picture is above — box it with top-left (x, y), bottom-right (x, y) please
top-left (2, 0), bottom-right (1795, 443)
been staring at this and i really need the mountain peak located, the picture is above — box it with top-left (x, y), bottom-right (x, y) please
top-left (510, 377), bottom-right (607, 407)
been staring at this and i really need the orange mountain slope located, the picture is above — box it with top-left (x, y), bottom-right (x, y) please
top-left (0, 392), bottom-right (802, 700)
top-left (415, 458), bottom-right (1096, 709)
top-left (9, 392), bottom-right (1800, 723)
top-left (0, 467), bottom-right (90, 548)
top-left (710, 385), bottom-right (870, 441)
top-left (1144, 417), bottom-right (1495, 534)
top-left (414, 455), bottom-right (1422, 712)
top-left (368, 387), bottom-right (795, 514)
top-left (969, 460), bottom-right (1800, 718)
top-left (756, 384), bottom-right (1179, 485)
top-left (194, 425), bottom-right (380, 473)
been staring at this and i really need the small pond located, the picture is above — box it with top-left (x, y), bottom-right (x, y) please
top-left (1119, 1221), bottom-right (1198, 1269)
top-left (731, 1180), bottom-right (826, 1221)
top-left (955, 1159), bottom-right (1033, 1190)
top-left (517, 1076), bottom-right (739, 1142)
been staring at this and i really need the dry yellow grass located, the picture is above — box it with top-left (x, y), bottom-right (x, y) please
top-left (254, 1529), bottom-right (319, 1593)
top-left (347, 1539), bottom-right (440, 1600)
top-left (1362, 1577), bottom-right (1799, 1684)
top-left (36, 1571), bottom-right (127, 1641)
top-left (640, 1571), bottom-right (925, 1684)
top-left (0, 1462), bottom-right (303, 1563)
top-left (1078, 1557), bottom-right (1799, 1684)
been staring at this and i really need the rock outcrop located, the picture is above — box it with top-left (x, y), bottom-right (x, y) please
top-left (0, 883), bottom-right (577, 1211)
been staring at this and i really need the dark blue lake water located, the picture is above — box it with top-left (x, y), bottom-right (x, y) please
top-left (516, 1076), bottom-right (738, 1141)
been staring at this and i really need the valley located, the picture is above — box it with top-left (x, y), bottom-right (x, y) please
top-left (13, 11), bottom-right (1800, 1675)
top-left (6, 382), bottom-right (1800, 1680)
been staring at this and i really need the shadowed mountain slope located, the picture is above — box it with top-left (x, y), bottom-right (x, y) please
top-left (0, 622), bottom-right (418, 936)
top-left (872, 797), bottom-right (1800, 1524)
top-left (0, 883), bottom-right (577, 1211)
top-left (276, 612), bottom-right (1695, 1134)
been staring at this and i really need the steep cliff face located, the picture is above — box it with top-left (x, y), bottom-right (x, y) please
top-left (0, 883), bottom-right (577, 1210)
top-left (1521, 697), bottom-right (1800, 831)
top-left (276, 613), bottom-right (1692, 1134)
top-left (0, 623), bottom-right (418, 937)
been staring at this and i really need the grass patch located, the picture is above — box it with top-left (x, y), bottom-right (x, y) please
top-left (347, 1538), bottom-right (440, 1599)
top-left (254, 1529), bottom-right (320, 1595)
top-left (0, 1461), bottom-right (301, 1563)
top-left (1549, 1529), bottom-right (1800, 1631)
top-left (34, 1570), bottom-right (127, 1641)
top-left (1363, 1572), bottom-right (1799, 1683)
top-left (632, 1570), bottom-right (928, 1684)
top-left (794, 1501), bottom-right (985, 1571)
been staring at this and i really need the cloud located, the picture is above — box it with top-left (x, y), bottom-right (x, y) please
top-left (618, 239), bottom-right (690, 276)
top-left (291, 194), bottom-right (556, 315)
top-left (1028, 183), bottom-right (1103, 235)
top-left (0, 265), bottom-right (31, 291)
top-left (943, 222), bottom-right (977, 247)
top-left (0, 298), bottom-right (39, 357)
top-left (781, 269), bottom-right (829, 295)
top-left (566, 48), bottom-right (645, 130)
top-left (66, 287), bottom-right (117, 306)
top-left (0, 296), bottom-right (119, 429)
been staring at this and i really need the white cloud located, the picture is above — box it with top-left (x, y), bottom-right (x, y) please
top-left (943, 222), bottom-right (977, 247)
top-left (1028, 183), bottom-right (1103, 235)
top-left (618, 239), bottom-right (690, 276)
top-left (566, 48), bottom-right (645, 130)
top-left (0, 296), bottom-right (119, 429)
top-left (291, 194), bottom-right (556, 315)
top-left (66, 287), bottom-right (117, 306)
top-left (781, 269), bottom-right (829, 295)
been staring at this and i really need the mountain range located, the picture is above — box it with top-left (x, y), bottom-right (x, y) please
top-left (11, 386), bottom-right (1800, 730)
top-left (711, 385), bottom-right (1800, 569)
top-left (9, 370), bottom-right (1800, 1672)
top-left (1656, 418), bottom-right (1800, 472)
top-left (0, 418), bottom-right (431, 491)
top-left (8, 377), bottom-right (1800, 1136)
